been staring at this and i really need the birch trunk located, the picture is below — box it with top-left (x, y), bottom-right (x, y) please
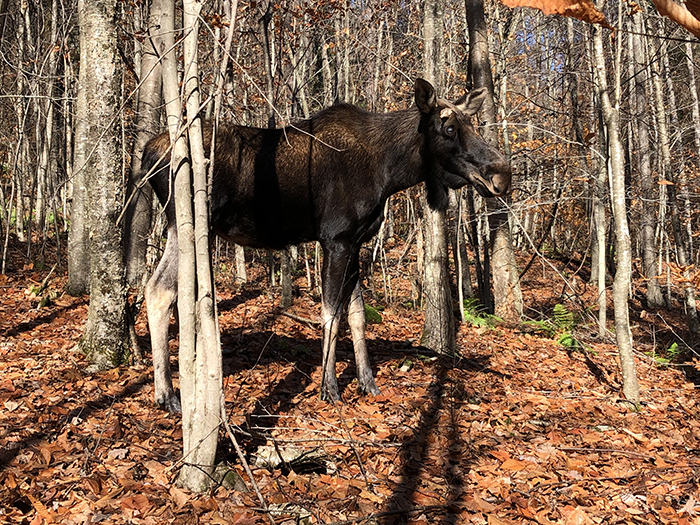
top-left (175, 0), bottom-right (223, 492)
top-left (76, 0), bottom-right (129, 370)
top-left (592, 22), bottom-right (640, 405)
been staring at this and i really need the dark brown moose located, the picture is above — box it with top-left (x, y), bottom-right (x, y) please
top-left (140, 78), bottom-right (511, 412)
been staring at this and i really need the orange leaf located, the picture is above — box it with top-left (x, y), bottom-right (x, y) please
top-left (500, 458), bottom-right (531, 471)
top-left (564, 507), bottom-right (594, 525)
top-left (120, 493), bottom-right (151, 512)
top-left (499, 0), bottom-right (611, 28)
top-left (26, 493), bottom-right (53, 524)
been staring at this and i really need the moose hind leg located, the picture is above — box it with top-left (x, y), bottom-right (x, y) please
top-left (347, 280), bottom-right (379, 395)
top-left (320, 242), bottom-right (360, 401)
top-left (145, 227), bottom-right (181, 413)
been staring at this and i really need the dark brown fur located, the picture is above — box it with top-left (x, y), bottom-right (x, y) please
top-left (139, 79), bottom-right (510, 410)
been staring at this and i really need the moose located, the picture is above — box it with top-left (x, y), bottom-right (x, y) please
top-left (140, 78), bottom-right (511, 412)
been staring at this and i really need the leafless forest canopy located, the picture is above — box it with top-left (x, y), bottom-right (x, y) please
top-left (1, 0), bottom-right (699, 314)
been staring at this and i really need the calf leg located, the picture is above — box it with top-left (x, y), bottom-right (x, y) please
top-left (347, 280), bottom-right (380, 395)
top-left (320, 241), bottom-right (358, 401)
top-left (145, 225), bottom-right (181, 413)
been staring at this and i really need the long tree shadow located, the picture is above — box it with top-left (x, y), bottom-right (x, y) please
top-left (217, 283), bottom-right (265, 313)
top-left (379, 353), bottom-right (496, 524)
top-left (2, 301), bottom-right (84, 338)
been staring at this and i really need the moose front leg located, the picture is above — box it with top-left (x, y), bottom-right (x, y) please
top-left (347, 280), bottom-right (380, 395)
top-left (320, 300), bottom-right (342, 401)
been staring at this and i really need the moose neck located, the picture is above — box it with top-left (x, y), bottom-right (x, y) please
top-left (364, 106), bottom-right (429, 199)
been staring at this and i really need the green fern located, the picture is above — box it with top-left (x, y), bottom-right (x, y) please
top-left (521, 319), bottom-right (556, 338)
top-left (463, 298), bottom-right (501, 328)
top-left (552, 303), bottom-right (575, 330)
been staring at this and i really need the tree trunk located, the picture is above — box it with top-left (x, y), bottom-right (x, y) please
top-left (649, 25), bottom-right (699, 337)
top-left (34, 0), bottom-right (58, 248)
top-left (76, 0), bottom-right (129, 370)
top-left (465, 0), bottom-right (522, 321)
top-left (593, 92), bottom-right (608, 339)
top-left (592, 22), bottom-right (640, 405)
top-left (630, 14), bottom-right (664, 308)
top-left (157, 0), bottom-right (223, 492)
top-left (66, 8), bottom-right (91, 296)
top-left (685, 41), bottom-right (700, 158)
top-left (420, 0), bottom-right (455, 354)
top-left (125, 0), bottom-right (164, 287)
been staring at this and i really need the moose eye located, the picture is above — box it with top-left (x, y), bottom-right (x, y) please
top-left (445, 124), bottom-right (456, 137)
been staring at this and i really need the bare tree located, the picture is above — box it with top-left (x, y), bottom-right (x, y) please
top-left (629, 13), bottom-right (663, 308)
top-left (591, 20), bottom-right (640, 405)
top-left (465, 0), bottom-right (522, 321)
top-left (151, 0), bottom-right (223, 491)
top-left (125, 0), bottom-right (164, 287)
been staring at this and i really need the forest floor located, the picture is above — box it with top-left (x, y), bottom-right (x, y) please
top-left (1, 239), bottom-right (700, 525)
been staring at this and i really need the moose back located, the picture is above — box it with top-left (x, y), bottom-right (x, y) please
top-left (139, 78), bottom-right (511, 411)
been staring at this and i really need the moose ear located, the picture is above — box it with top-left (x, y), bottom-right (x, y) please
top-left (415, 78), bottom-right (438, 114)
top-left (456, 87), bottom-right (488, 116)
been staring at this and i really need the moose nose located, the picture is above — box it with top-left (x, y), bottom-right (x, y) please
top-left (494, 162), bottom-right (511, 194)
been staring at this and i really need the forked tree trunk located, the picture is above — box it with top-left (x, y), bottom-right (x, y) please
top-left (76, 0), bottom-right (129, 370)
top-left (420, 0), bottom-right (455, 354)
top-left (592, 22), bottom-right (640, 405)
top-left (160, 0), bottom-right (222, 492)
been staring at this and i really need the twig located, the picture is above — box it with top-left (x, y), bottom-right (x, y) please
top-left (82, 396), bottom-right (117, 476)
top-left (244, 431), bottom-right (404, 448)
top-left (36, 264), bottom-right (57, 295)
top-left (557, 446), bottom-right (655, 461)
top-left (328, 400), bottom-right (371, 487)
top-left (221, 401), bottom-right (276, 525)
top-left (276, 504), bottom-right (456, 525)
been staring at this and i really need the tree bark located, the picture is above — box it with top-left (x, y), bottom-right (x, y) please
top-left (164, 0), bottom-right (223, 492)
top-left (125, 0), bottom-right (164, 287)
top-left (592, 22), bottom-right (640, 405)
top-left (76, 0), bottom-right (129, 370)
top-left (420, 0), bottom-right (455, 354)
top-left (649, 24), bottom-right (699, 337)
top-left (465, 0), bottom-right (522, 321)
top-left (630, 14), bottom-right (664, 308)
top-left (66, 4), bottom-right (91, 296)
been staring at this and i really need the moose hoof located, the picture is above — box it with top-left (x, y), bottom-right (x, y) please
top-left (321, 384), bottom-right (342, 403)
top-left (359, 381), bottom-right (380, 397)
top-left (157, 393), bottom-right (182, 414)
